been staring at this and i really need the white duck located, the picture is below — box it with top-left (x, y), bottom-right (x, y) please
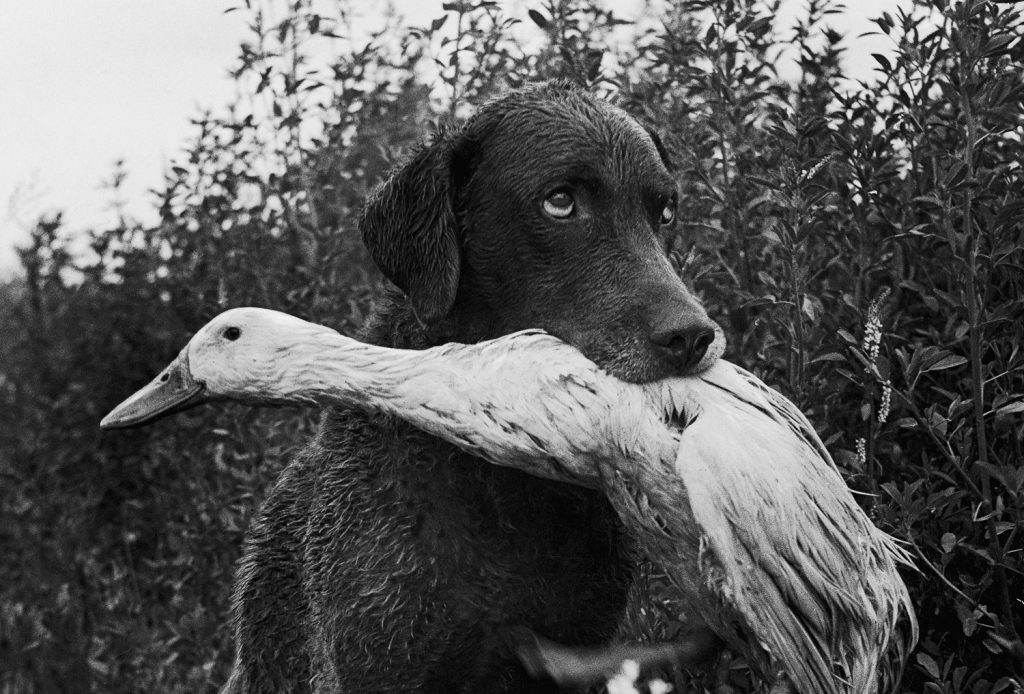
top-left (102, 307), bottom-right (917, 694)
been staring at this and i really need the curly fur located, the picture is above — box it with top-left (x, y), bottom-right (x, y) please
top-left (222, 82), bottom-right (720, 693)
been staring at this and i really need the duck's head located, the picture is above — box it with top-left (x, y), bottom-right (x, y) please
top-left (101, 307), bottom-right (329, 429)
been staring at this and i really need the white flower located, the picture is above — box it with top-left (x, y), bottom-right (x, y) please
top-left (877, 381), bottom-right (892, 425)
top-left (862, 288), bottom-right (890, 367)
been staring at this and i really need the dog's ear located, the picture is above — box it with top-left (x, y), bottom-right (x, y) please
top-left (644, 125), bottom-right (676, 172)
top-left (361, 130), bottom-right (468, 326)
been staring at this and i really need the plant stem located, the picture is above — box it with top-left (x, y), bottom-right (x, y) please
top-left (957, 29), bottom-right (1017, 639)
top-left (789, 205), bottom-right (806, 403)
top-left (449, 7), bottom-right (464, 118)
top-left (892, 389), bottom-right (983, 500)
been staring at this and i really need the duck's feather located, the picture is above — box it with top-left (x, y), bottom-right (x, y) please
top-left (663, 362), bottom-right (917, 694)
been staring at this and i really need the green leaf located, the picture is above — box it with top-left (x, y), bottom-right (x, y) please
top-left (836, 328), bottom-right (858, 346)
top-left (917, 653), bottom-right (941, 680)
top-left (746, 174), bottom-right (782, 190)
top-left (746, 16), bottom-right (772, 35)
top-left (802, 295), bottom-right (822, 322)
top-left (926, 355), bottom-right (968, 372)
top-left (996, 400), bottom-right (1024, 415)
top-left (983, 34), bottom-right (1016, 56)
top-left (527, 9), bottom-right (548, 29)
top-left (586, 50), bottom-right (603, 81)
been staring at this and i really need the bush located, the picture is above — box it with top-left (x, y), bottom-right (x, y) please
top-left (1, 1), bottom-right (1021, 692)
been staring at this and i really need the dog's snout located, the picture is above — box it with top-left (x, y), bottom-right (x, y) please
top-left (650, 324), bottom-right (717, 372)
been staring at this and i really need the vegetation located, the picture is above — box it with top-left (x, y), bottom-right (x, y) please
top-left (1, 0), bottom-right (1021, 692)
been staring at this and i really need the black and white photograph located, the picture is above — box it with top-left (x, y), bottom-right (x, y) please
top-left (1, 1), bottom-right (1021, 692)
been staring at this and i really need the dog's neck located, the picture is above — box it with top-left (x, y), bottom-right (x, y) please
top-left (359, 289), bottom-right (497, 349)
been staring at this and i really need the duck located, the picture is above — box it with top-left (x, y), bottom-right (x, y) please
top-left (102, 306), bottom-right (917, 694)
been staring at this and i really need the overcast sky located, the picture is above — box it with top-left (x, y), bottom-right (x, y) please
top-left (0, 0), bottom-right (898, 278)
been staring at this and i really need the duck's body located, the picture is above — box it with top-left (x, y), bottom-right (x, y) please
top-left (104, 307), bottom-right (916, 694)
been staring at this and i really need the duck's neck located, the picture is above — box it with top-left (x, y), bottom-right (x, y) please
top-left (258, 327), bottom-right (408, 400)
top-left (259, 327), bottom-right (673, 489)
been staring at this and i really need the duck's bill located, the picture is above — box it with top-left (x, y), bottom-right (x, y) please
top-left (100, 352), bottom-right (207, 429)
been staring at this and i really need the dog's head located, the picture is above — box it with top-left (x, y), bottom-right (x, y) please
top-left (361, 82), bottom-right (724, 383)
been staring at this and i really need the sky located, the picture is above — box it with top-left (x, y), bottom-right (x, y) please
top-left (0, 0), bottom-right (899, 278)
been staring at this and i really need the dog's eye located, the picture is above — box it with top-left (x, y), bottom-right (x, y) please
top-left (660, 202), bottom-right (676, 225)
top-left (543, 190), bottom-right (575, 219)
top-left (223, 327), bottom-right (242, 341)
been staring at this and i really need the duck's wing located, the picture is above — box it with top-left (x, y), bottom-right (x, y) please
top-left (670, 362), bottom-right (916, 694)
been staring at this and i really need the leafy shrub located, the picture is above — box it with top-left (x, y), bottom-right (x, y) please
top-left (1, 1), bottom-right (1021, 692)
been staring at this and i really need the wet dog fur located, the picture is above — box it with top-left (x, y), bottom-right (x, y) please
top-left (221, 82), bottom-right (723, 694)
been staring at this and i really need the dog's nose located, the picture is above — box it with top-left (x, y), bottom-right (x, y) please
top-left (650, 325), bottom-right (717, 372)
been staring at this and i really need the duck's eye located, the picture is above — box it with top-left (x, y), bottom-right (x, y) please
top-left (660, 201), bottom-right (676, 225)
top-left (223, 327), bottom-right (242, 341)
top-left (543, 190), bottom-right (575, 219)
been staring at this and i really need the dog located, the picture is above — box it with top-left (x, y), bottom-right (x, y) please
top-left (221, 81), bottom-right (724, 693)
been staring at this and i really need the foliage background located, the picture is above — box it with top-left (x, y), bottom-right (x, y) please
top-left (1, 0), bottom-right (1022, 692)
